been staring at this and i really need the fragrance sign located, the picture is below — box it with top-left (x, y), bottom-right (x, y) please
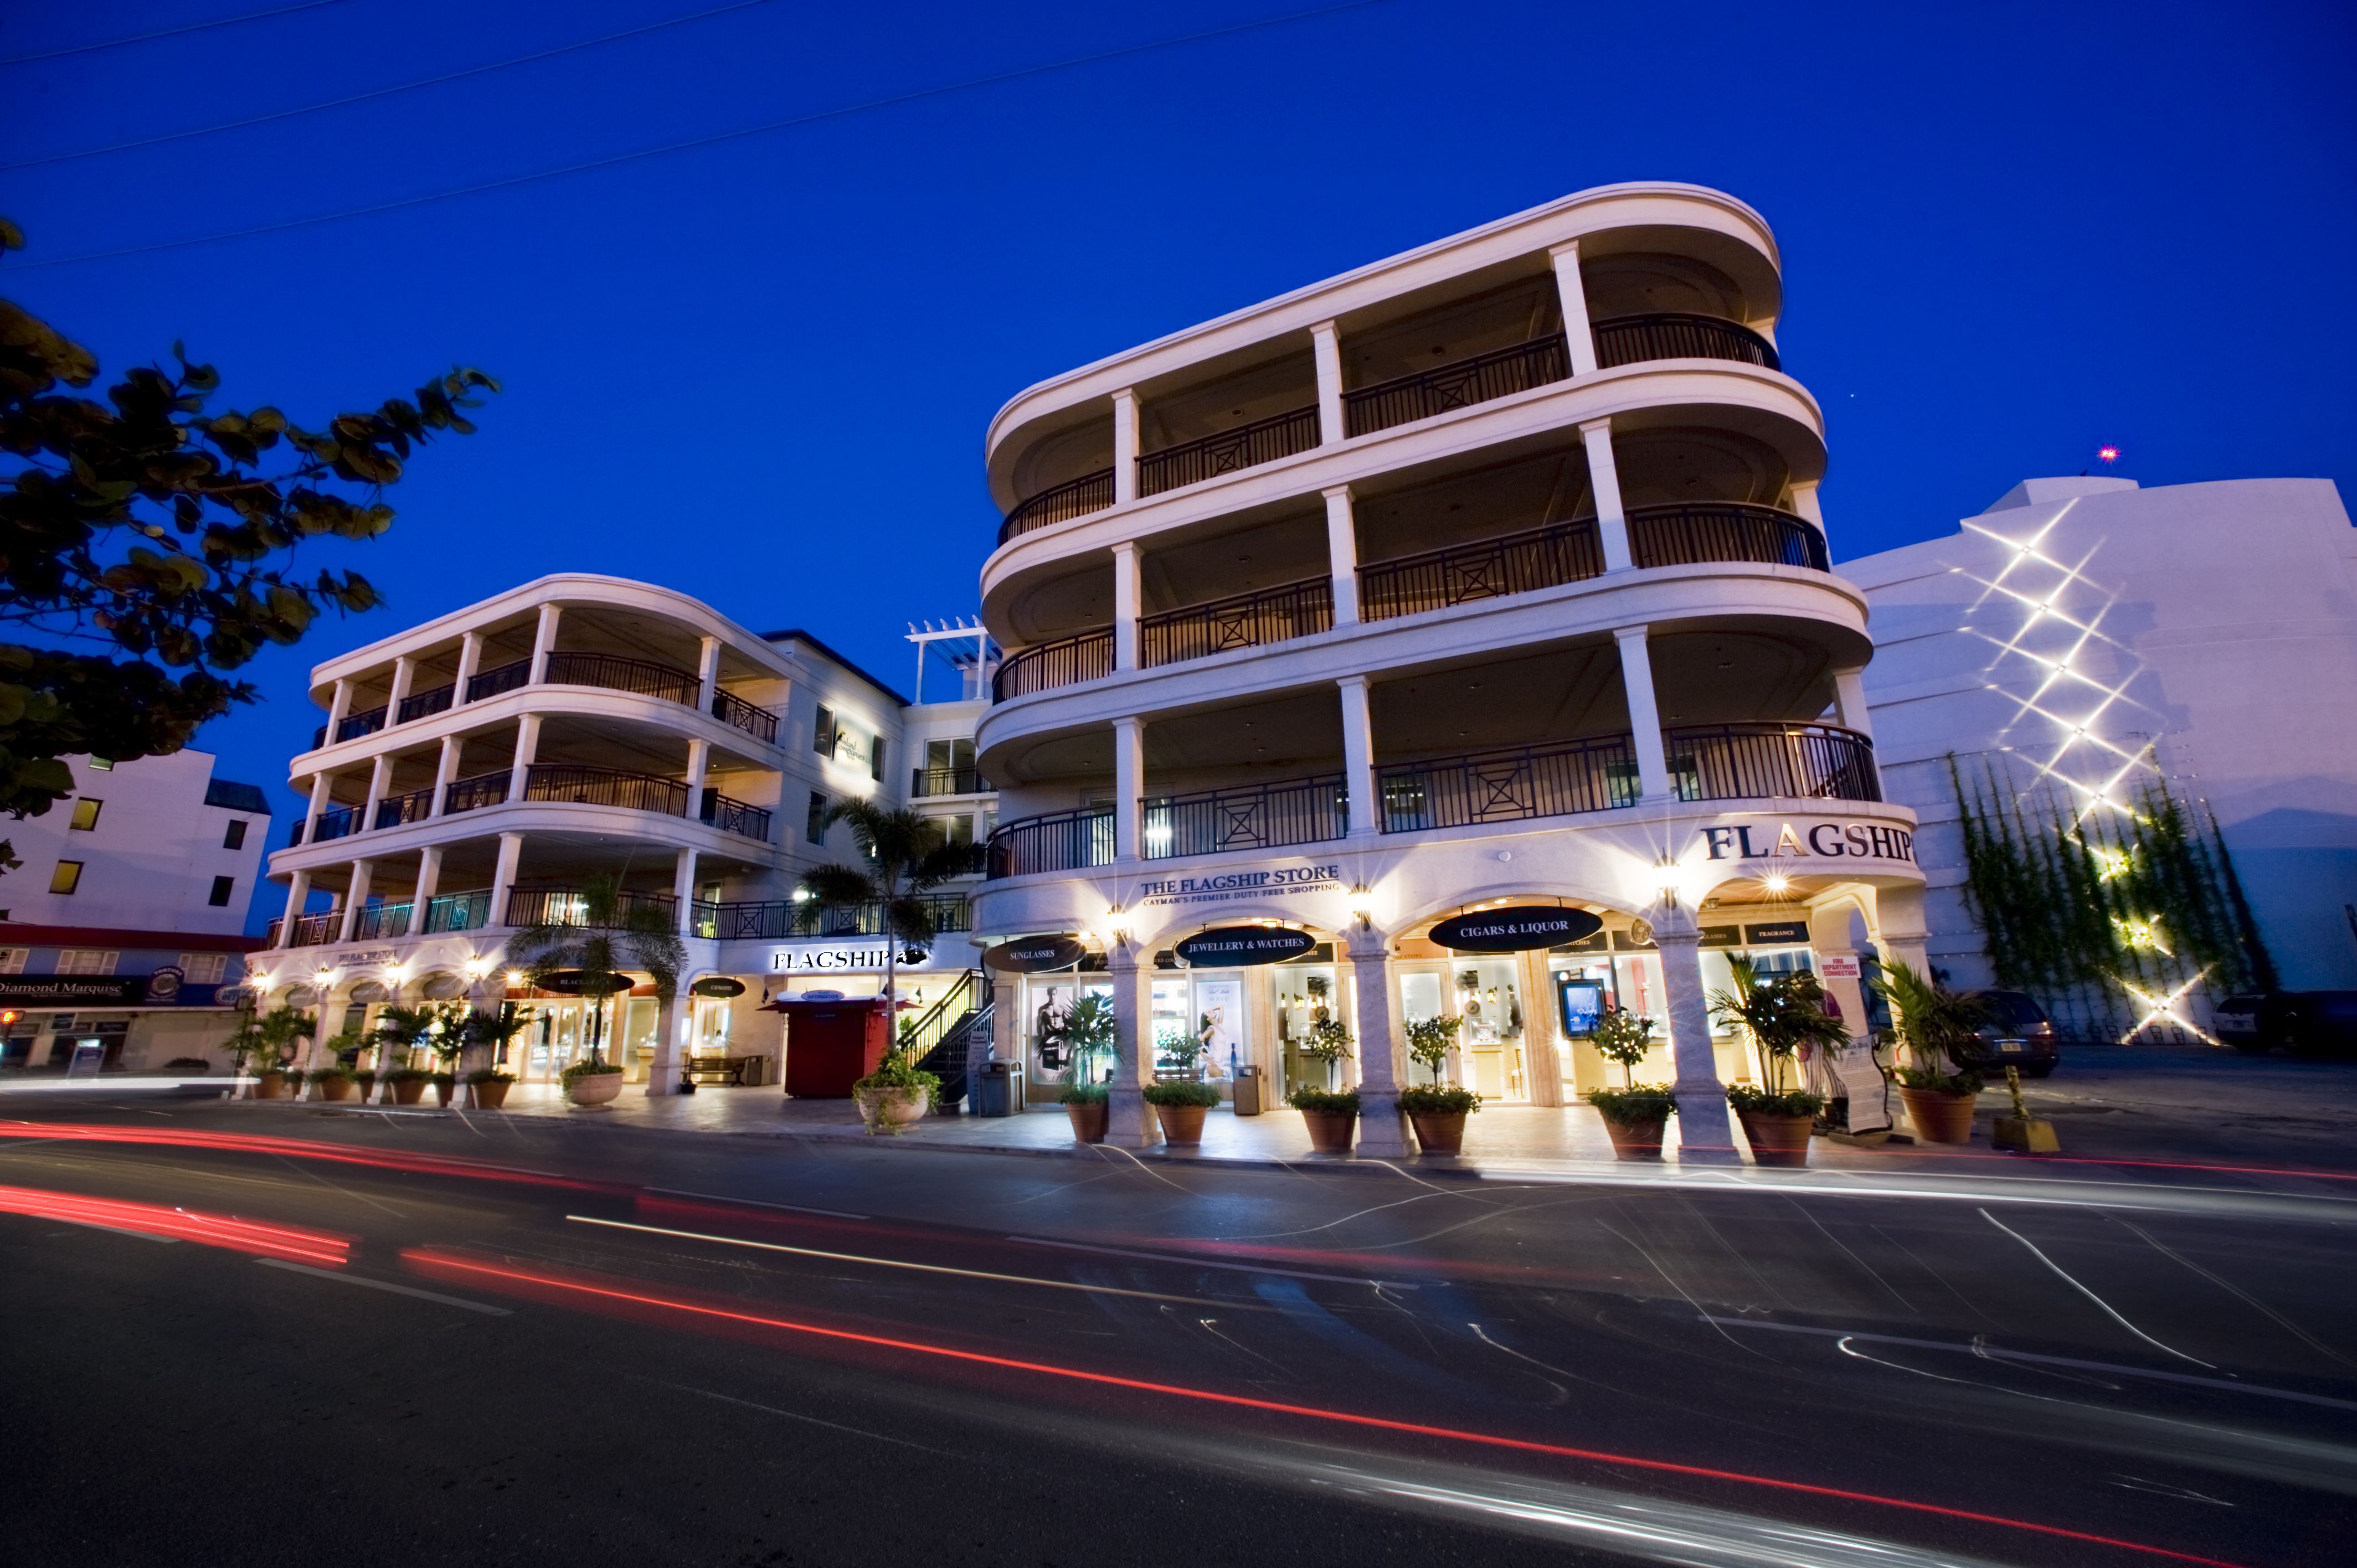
top-left (1139, 863), bottom-right (1341, 909)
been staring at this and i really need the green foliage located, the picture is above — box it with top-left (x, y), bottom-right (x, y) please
top-left (306, 1064), bottom-right (356, 1084)
top-left (560, 1056), bottom-right (622, 1087)
top-left (1588, 1005), bottom-right (1656, 1087)
top-left (321, 1028), bottom-right (365, 1064)
top-left (1710, 956), bottom-right (1845, 1092)
top-left (1727, 1084), bottom-right (1826, 1117)
top-left (1056, 1081), bottom-right (1108, 1106)
top-left (1403, 1013), bottom-right (1461, 1081)
top-left (367, 1003), bottom-right (459, 1065)
top-left (1398, 1084), bottom-right (1481, 1116)
top-left (1296, 1017), bottom-right (1353, 1064)
top-left (159, 1056), bottom-right (210, 1072)
top-left (1584, 1084), bottom-right (1677, 1126)
top-left (1047, 993), bottom-right (1116, 1085)
top-left (381, 1066), bottom-right (432, 1084)
top-left (1285, 1086), bottom-right (1360, 1115)
top-left (506, 875), bottom-right (683, 1066)
top-left (1155, 1020), bottom-right (1203, 1069)
top-left (855, 1039), bottom-right (941, 1111)
top-left (225, 1004), bottom-right (315, 1072)
top-left (462, 1067), bottom-right (516, 1086)
top-left (1870, 960), bottom-right (1988, 1090)
top-left (1142, 1080), bottom-right (1221, 1108)
top-left (460, 1003), bottom-right (534, 1057)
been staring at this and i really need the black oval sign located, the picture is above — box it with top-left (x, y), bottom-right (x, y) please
top-left (1175, 926), bottom-right (1318, 968)
top-left (529, 970), bottom-right (589, 996)
top-left (692, 977), bottom-right (747, 998)
top-left (1429, 906), bottom-right (1603, 953)
top-left (984, 935), bottom-right (1087, 973)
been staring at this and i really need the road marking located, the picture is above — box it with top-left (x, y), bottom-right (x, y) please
top-left (631, 1376), bottom-right (952, 1454)
top-left (1006, 1234), bottom-right (1421, 1291)
top-left (255, 1257), bottom-right (511, 1314)
top-left (642, 1186), bottom-right (868, 1220)
top-left (50, 1218), bottom-right (177, 1243)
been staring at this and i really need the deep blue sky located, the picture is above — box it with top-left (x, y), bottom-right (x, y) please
top-left (3, 0), bottom-right (2352, 930)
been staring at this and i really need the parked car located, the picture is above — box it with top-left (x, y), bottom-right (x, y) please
top-left (2215, 992), bottom-right (2357, 1056)
top-left (1952, 989), bottom-right (2061, 1077)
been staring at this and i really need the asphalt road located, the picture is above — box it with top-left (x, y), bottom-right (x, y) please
top-left (2, 1093), bottom-right (2353, 1567)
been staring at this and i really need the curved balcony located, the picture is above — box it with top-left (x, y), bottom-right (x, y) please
top-left (1138, 405), bottom-right (1322, 498)
top-left (373, 785), bottom-right (436, 831)
top-left (308, 652), bottom-right (781, 754)
top-left (1140, 577), bottom-right (1332, 667)
top-left (441, 771), bottom-right (510, 816)
top-left (995, 628), bottom-right (1114, 702)
top-left (505, 886), bottom-right (680, 930)
top-left (1000, 469), bottom-right (1116, 546)
top-left (1594, 313), bottom-right (1778, 372)
top-left (1667, 722), bottom-right (1879, 804)
top-left (1360, 518), bottom-right (1604, 622)
top-left (521, 765), bottom-right (773, 842)
top-left (692, 893), bottom-right (971, 942)
top-left (1378, 735), bottom-right (1639, 831)
top-left (1144, 775), bottom-right (1347, 859)
top-left (987, 807), bottom-right (1114, 879)
top-left (1629, 502), bottom-right (1825, 571)
top-left (1344, 333), bottom-right (1572, 440)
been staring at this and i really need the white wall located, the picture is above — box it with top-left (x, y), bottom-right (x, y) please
top-left (1845, 477), bottom-right (2357, 993)
top-left (1, 750), bottom-right (270, 934)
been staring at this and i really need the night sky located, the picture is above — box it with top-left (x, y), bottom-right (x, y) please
top-left (3, 0), bottom-right (2351, 932)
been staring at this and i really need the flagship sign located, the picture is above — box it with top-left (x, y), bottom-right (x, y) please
top-left (1138, 862), bottom-right (1341, 909)
top-left (1175, 926), bottom-right (1318, 967)
top-left (769, 941), bottom-right (939, 974)
top-left (1429, 906), bottom-right (1603, 953)
top-left (1700, 821), bottom-right (1916, 864)
top-left (984, 935), bottom-right (1088, 974)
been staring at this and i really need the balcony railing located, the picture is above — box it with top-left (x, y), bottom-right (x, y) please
top-left (441, 771), bottom-right (510, 816)
top-left (522, 765), bottom-right (688, 818)
top-left (1138, 404), bottom-right (1320, 498)
top-left (397, 682), bottom-right (455, 724)
top-left (1593, 313), bottom-right (1779, 373)
top-left (280, 912), bottom-right (337, 947)
top-left (352, 901), bottom-right (411, 941)
top-left (711, 688), bottom-right (779, 745)
top-left (466, 657), bottom-right (531, 703)
top-left (373, 785), bottom-right (436, 831)
top-left (422, 889), bottom-right (493, 934)
top-left (695, 893), bottom-right (972, 942)
top-left (337, 705), bottom-right (388, 744)
top-left (911, 765), bottom-right (990, 797)
top-left (298, 805), bottom-right (360, 845)
top-left (1143, 775), bottom-right (1346, 859)
top-left (542, 651), bottom-right (699, 706)
top-left (1345, 333), bottom-right (1572, 439)
top-left (986, 807), bottom-right (1115, 879)
top-left (1667, 723), bottom-right (1880, 803)
top-left (1359, 517), bottom-right (1604, 622)
top-left (1140, 576), bottom-right (1334, 668)
top-left (1628, 502), bottom-right (1827, 572)
top-left (993, 627), bottom-right (1114, 702)
top-left (698, 788), bottom-right (773, 842)
top-left (505, 887), bottom-right (679, 930)
top-left (1378, 734), bottom-right (1640, 833)
top-left (999, 468), bottom-right (1116, 546)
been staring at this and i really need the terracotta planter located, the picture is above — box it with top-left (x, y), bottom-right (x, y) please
top-left (1898, 1086), bottom-right (1978, 1145)
top-left (471, 1080), bottom-right (512, 1110)
top-left (431, 1079), bottom-right (455, 1107)
top-left (1063, 1100), bottom-right (1108, 1143)
top-left (854, 1084), bottom-right (927, 1132)
top-left (1302, 1109), bottom-right (1356, 1153)
top-left (1409, 1111), bottom-right (1467, 1156)
top-left (1152, 1102), bottom-right (1209, 1146)
top-left (567, 1070), bottom-right (626, 1108)
top-left (390, 1077), bottom-right (428, 1106)
top-left (1735, 1108), bottom-right (1814, 1168)
top-left (317, 1076), bottom-right (355, 1102)
top-left (1600, 1114), bottom-right (1669, 1162)
top-left (353, 1072), bottom-right (377, 1102)
top-left (253, 1072), bottom-right (285, 1101)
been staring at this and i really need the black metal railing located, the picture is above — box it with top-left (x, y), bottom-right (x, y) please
top-left (986, 808), bottom-right (1115, 879)
top-left (1378, 734), bottom-right (1640, 833)
top-left (698, 788), bottom-right (772, 842)
top-left (440, 770), bottom-right (510, 816)
top-left (1666, 723), bottom-right (1880, 804)
top-left (1143, 775), bottom-right (1346, 859)
top-left (937, 840), bottom-right (990, 877)
top-left (373, 785), bottom-right (436, 831)
top-left (1138, 404), bottom-right (1320, 497)
top-left (999, 468), bottom-right (1116, 545)
top-left (1141, 576), bottom-right (1332, 667)
top-left (711, 688), bottom-right (780, 744)
top-left (696, 893), bottom-right (972, 941)
top-left (505, 887), bottom-right (679, 930)
top-left (397, 682), bottom-right (456, 724)
top-left (336, 705), bottom-right (388, 743)
top-left (465, 657), bottom-right (531, 703)
top-left (522, 765), bottom-right (688, 817)
top-left (352, 902), bottom-right (412, 941)
top-left (1345, 333), bottom-right (1571, 438)
top-left (911, 765), bottom-right (990, 797)
top-left (307, 805), bottom-right (359, 843)
top-left (993, 627), bottom-right (1114, 701)
top-left (1593, 313), bottom-right (1779, 372)
top-left (421, 889), bottom-right (493, 934)
top-left (542, 651), bottom-right (700, 705)
top-left (282, 912), bottom-right (337, 947)
top-left (1627, 502), bottom-right (1828, 572)
top-left (1359, 517), bottom-right (1604, 621)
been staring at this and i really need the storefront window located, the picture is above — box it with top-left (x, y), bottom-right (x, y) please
top-left (1023, 977), bottom-right (1112, 1085)
top-left (1452, 959), bottom-right (1527, 1098)
top-left (1274, 964), bottom-right (1340, 1095)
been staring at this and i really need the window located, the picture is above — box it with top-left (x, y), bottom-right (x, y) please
top-left (49, 860), bottom-right (82, 895)
top-left (86, 757), bottom-right (112, 772)
top-left (68, 799), bottom-right (102, 831)
top-left (222, 819), bottom-right (248, 850)
top-left (0, 948), bottom-right (27, 975)
top-left (936, 813), bottom-right (975, 847)
top-left (813, 705), bottom-right (836, 759)
top-left (178, 953), bottom-right (229, 985)
top-left (208, 875), bottom-right (235, 907)
top-left (58, 950), bottom-right (118, 976)
top-left (869, 735), bottom-right (887, 783)
top-left (805, 792), bottom-right (828, 845)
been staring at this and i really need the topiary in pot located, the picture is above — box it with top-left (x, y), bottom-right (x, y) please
top-left (560, 1057), bottom-right (626, 1109)
top-left (1287, 1085), bottom-right (1360, 1153)
top-left (852, 1044), bottom-right (939, 1134)
top-left (1058, 1080), bottom-right (1108, 1143)
top-left (1727, 1084), bottom-right (1826, 1168)
top-left (1397, 1083), bottom-right (1479, 1154)
top-left (1142, 1079), bottom-right (1220, 1145)
top-left (1584, 1084), bottom-right (1677, 1160)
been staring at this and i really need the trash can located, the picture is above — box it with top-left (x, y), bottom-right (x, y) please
top-left (1233, 1064), bottom-right (1265, 1116)
top-left (975, 1060), bottom-right (1025, 1117)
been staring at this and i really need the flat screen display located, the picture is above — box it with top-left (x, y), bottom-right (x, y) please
top-left (1557, 977), bottom-right (1604, 1037)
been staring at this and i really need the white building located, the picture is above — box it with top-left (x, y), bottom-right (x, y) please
top-left (249, 575), bottom-right (996, 1090)
top-left (1846, 475), bottom-right (2357, 1020)
top-left (970, 182), bottom-right (1927, 1156)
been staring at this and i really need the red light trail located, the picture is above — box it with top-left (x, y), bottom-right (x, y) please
top-left (0, 1182), bottom-right (351, 1265)
top-left (0, 1121), bottom-right (616, 1194)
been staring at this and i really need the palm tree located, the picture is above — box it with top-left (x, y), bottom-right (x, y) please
top-left (458, 1002), bottom-right (536, 1080)
top-left (1870, 961), bottom-right (1990, 1085)
top-left (503, 874), bottom-right (685, 1067)
top-left (802, 801), bottom-right (971, 1049)
top-left (1710, 955), bottom-right (1846, 1093)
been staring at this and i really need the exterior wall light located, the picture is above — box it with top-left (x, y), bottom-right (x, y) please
top-left (1761, 871), bottom-right (1791, 896)
top-left (462, 957), bottom-right (490, 981)
top-left (1348, 885), bottom-right (1374, 930)
top-left (1104, 905), bottom-right (1130, 948)
top-left (1653, 858), bottom-right (1685, 911)
top-left (506, 970), bottom-right (526, 987)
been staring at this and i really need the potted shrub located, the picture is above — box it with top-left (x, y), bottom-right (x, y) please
top-left (430, 1072), bottom-right (456, 1107)
top-left (1143, 1080), bottom-right (1219, 1144)
top-left (1398, 1084), bottom-right (1480, 1154)
top-left (1059, 1081), bottom-right (1108, 1143)
top-left (254, 1059), bottom-right (288, 1099)
top-left (1872, 962), bottom-right (1988, 1144)
top-left (1288, 1086), bottom-right (1359, 1153)
top-left (562, 1056), bottom-right (626, 1108)
top-left (1045, 993), bottom-right (1116, 1144)
top-left (1711, 956), bottom-right (1846, 1168)
top-left (465, 1067), bottom-right (517, 1110)
top-left (1298, 1016), bottom-right (1353, 1092)
top-left (383, 1065), bottom-right (433, 1105)
top-left (852, 1042), bottom-right (938, 1133)
top-left (1726, 1084), bottom-right (1825, 1167)
top-left (353, 1068), bottom-right (378, 1102)
top-left (1404, 1014), bottom-right (1462, 1086)
top-left (1584, 1085), bottom-right (1677, 1160)
top-left (307, 1063), bottom-right (359, 1102)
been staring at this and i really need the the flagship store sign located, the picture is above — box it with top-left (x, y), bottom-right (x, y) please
top-left (1139, 862), bottom-right (1341, 909)
top-left (769, 941), bottom-right (946, 974)
top-left (1700, 819), bottom-right (1916, 864)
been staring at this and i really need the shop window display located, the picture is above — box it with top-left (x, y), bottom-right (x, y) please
top-left (1275, 965), bottom-right (1340, 1096)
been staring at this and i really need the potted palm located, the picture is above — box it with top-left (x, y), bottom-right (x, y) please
top-left (1287, 1085), bottom-right (1360, 1153)
top-left (464, 1067), bottom-right (518, 1110)
top-left (1710, 957), bottom-right (1838, 1168)
top-left (1049, 993), bottom-right (1115, 1144)
top-left (1583, 1005), bottom-right (1675, 1160)
top-left (458, 1004), bottom-right (533, 1107)
top-left (367, 1004), bottom-right (445, 1103)
top-left (1143, 1080), bottom-right (1219, 1144)
top-left (507, 874), bottom-right (685, 1109)
top-left (1401, 1015), bottom-right (1476, 1153)
top-left (234, 1005), bottom-right (313, 1100)
top-left (1872, 962), bottom-right (1988, 1145)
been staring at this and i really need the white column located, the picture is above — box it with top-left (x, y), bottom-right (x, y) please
top-left (337, 861), bottom-right (372, 942)
top-left (1654, 917), bottom-right (1739, 1163)
top-left (325, 679), bottom-right (353, 736)
top-left (1875, 884), bottom-right (1933, 983)
top-left (302, 772), bottom-right (333, 842)
top-left (1104, 946), bottom-right (1157, 1148)
top-left (1582, 417), bottom-right (1634, 572)
top-left (506, 714), bottom-right (541, 803)
top-left (1551, 240), bottom-right (1600, 377)
top-left (1111, 388), bottom-right (1140, 506)
top-left (386, 656), bottom-right (415, 721)
top-left (644, 991), bottom-right (685, 1097)
top-left (671, 847), bottom-right (699, 938)
top-left (1789, 481), bottom-right (1824, 530)
top-left (431, 735), bottom-right (462, 816)
top-left (362, 754), bottom-right (392, 831)
top-left (1111, 541), bottom-right (1141, 671)
top-left (413, 846), bottom-right (443, 913)
top-left (1832, 667), bottom-right (1875, 740)
top-left (1337, 675), bottom-right (1378, 839)
top-left (1348, 929), bottom-right (1413, 1157)
top-left (683, 736), bottom-right (711, 819)
top-left (451, 631), bottom-right (483, 705)
top-left (1311, 319), bottom-right (1345, 446)
top-left (1615, 626), bottom-right (1674, 802)
top-left (695, 635), bottom-right (722, 717)
top-left (528, 603), bottom-right (562, 685)
top-left (1112, 716), bottom-right (1144, 861)
top-left (1323, 485), bottom-right (1360, 625)
top-left (488, 832), bottom-right (524, 927)
top-left (279, 870), bottom-right (311, 938)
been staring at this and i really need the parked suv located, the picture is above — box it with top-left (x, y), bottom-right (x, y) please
top-left (2215, 992), bottom-right (2357, 1056)
top-left (1953, 989), bottom-right (2061, 1077)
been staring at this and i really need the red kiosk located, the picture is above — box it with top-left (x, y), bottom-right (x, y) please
top-left (769, 995), bottom-right (890, 1097)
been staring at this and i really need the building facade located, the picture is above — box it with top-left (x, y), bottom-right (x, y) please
top-left (968, 182), bottom-right (1927, 1156)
